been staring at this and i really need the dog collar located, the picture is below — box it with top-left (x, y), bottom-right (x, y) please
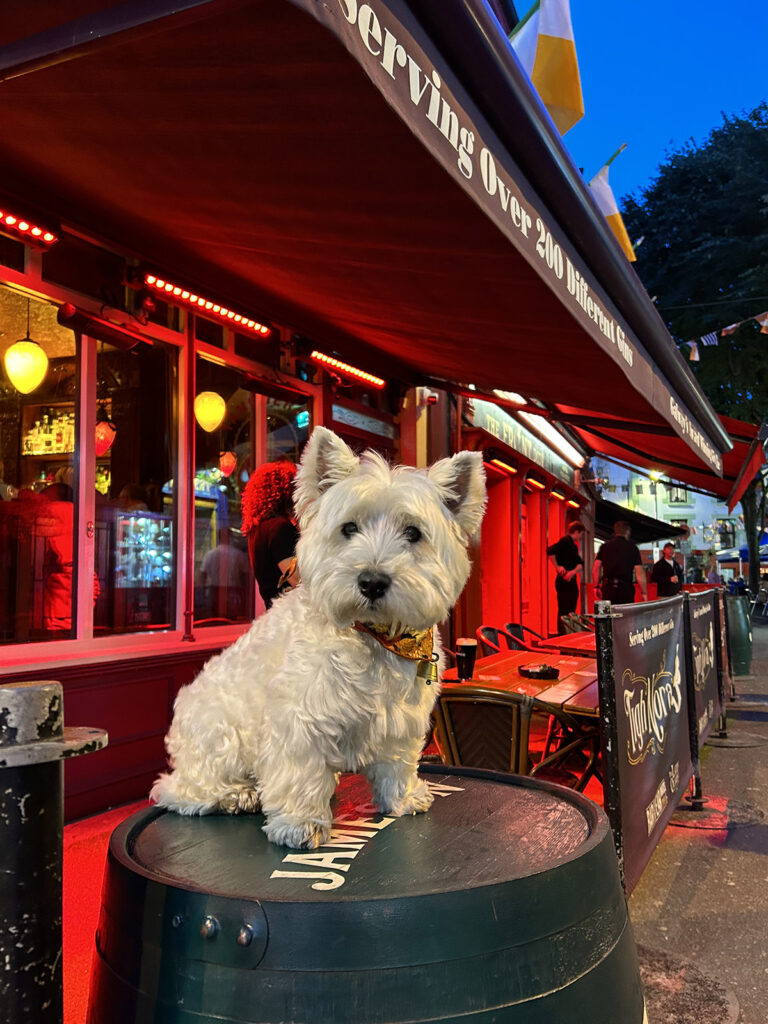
top-left (353, 623), bottom-right (439, 684)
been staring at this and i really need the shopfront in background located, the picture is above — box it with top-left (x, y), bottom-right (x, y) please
top-left (0, 243), bottom-right (401, 818)
top-left (454, 396), bottom-right (591, 639)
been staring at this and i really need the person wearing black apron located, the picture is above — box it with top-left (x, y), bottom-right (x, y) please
top-left (593, 520), bottom-right (648, 605)
top-left (547, 521), bottom-right (585, 632)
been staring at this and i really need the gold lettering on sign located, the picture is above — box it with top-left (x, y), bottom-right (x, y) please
top-left (622, 645), bottom-right (683, 765)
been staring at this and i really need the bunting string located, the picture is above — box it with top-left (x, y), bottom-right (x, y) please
top-left (682, 311), bottom-right (768, 361)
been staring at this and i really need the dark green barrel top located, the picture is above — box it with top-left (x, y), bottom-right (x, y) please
top-left (88, 767), bottom-right (645, 1024)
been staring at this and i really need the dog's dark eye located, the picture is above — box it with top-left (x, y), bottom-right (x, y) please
top-left (341, 522), bottom-right (359, 538)
top-left (403, 525), bottom-right (422, 544)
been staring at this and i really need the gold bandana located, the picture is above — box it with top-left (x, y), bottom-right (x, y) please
top-left (354, 622), bottom-right (434, 661)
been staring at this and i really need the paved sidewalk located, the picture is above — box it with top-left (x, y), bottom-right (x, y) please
top-left (628, 614), bottom-right (768, 1024)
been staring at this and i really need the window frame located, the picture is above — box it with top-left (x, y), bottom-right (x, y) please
top-left (0, 260), bottom-right (321, 672)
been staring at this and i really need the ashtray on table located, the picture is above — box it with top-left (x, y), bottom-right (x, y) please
top-left (518, 663), bottom-right (559, 680)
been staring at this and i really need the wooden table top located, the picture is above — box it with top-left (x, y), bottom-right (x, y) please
top-left (442, 650), bottom-right (599, 718)
top-left (533, 631), bottom-right (597, 657)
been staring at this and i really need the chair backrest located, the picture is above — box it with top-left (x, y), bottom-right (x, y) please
top-left (476, 625), bottom-right (530, 657)
top-left (435, 686), bottom-right (533, 774)
top-left (504, 622), bottom-right (543, 643)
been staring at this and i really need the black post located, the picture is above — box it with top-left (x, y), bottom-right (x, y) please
top-left (681, 594), bottom-right (705, 811)
top-left (594, 600), bottom-right (624, 889)
top-left (0, 682), bottom-right (107, 1023)
top-left (713, 590), bottom-right (728, 737)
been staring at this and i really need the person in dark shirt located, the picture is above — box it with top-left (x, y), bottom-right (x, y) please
top-left (650, 542), bottom-right (684, 597)
top-left (241, 460), bottom-right (299, 609)
top-left (593, 520), bottom-right (648, 605)
top-left (547, 521), bottom-right (585, 631)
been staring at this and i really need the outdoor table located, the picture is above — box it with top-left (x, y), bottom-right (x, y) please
top-left (443, 649), bottom-right (599, 717)
top-left (441, 650), bottom-right (601, 790)
top-left (533, 631), bottom-right (598, 658)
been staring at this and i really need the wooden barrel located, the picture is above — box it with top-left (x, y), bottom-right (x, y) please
top-left (87, 767), bottom-right (645, 1023)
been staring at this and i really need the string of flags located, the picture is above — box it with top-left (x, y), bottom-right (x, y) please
top-left (686, 313), bottom-right (768, 361)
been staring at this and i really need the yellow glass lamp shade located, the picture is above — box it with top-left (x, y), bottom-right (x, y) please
top-left (4, 339), bottom-right (49, 394)
top-left (194, 391), bottom-right (226, 432)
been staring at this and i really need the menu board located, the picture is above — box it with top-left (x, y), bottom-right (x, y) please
top-left (685, 591), bottom-right (721, 746)
top-left (601, 596), bottom-right (693, 894)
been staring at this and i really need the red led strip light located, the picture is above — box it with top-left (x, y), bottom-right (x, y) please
top-left (489, 458), bottom-right (518, 475)
top-left (144, 275), bottom-right (270, 335)
top-left (310, 350), bottom-right (385, 389)
top-left (0, 208), bottom-right (57, 247)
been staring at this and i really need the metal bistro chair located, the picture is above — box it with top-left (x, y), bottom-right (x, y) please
top-left (504, 622), bottom-right (545, 645)
top-left (434, 686), bottom-right (594, 789)
top-left (476, 625), bottom-right (535, 657)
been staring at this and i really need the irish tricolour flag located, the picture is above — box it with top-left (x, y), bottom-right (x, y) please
top-left (509, 0), bottom-right (584, 135)
top-left (588, 146), bottom-right (637, 262)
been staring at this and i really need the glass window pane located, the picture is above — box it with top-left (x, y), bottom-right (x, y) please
top-left (94, 340), bottom-right (177, 634)
top-left (194, 360), bottom-right (253, 627)
top-left (0, 285), bottom-right (78, 643)
top-left (241, 396), bottom-right (310, 617)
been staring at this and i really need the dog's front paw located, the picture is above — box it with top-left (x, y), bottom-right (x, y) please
top-left (264, 814), bottom-right (332, 850)
top-left (383, 779), bottom-right (434, 817)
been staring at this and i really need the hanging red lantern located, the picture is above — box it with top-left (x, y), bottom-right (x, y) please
top-left (219, 451), bottom-right (237, 477)
top-left (95, 405), bottom-right (117, 456)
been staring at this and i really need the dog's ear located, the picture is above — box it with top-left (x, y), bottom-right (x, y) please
top-left (295, 427), bottom-right (360, 522)
top-left (428, 450), bottom-right (487, 539)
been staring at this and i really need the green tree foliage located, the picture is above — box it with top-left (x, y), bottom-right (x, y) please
top-left (622, 103), bottom-right (768, 588)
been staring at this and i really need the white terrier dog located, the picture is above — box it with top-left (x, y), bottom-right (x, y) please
top-left (151, 427), bottom-right (486, 849)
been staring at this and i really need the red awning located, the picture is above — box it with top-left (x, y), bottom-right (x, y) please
top-left (561, 410), bottom-right (760, 502)
top-left (0, 0), bottom-right (730, 476)
top-left (726, 439), bottom-right (765, 512)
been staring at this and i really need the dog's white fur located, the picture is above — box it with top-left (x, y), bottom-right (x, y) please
top-left (151, 427), bottom-right (486, 849)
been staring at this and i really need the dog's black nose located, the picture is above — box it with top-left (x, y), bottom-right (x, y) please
top-left (358, 571), bottom-right (391, 602)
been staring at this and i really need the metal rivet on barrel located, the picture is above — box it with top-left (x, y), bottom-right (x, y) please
top-left (200, 915), bottom-right (220, 939)
top-left (236, 924), bottom-right (254, 947)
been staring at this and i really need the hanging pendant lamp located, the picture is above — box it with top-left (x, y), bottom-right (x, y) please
top-left (3, 299), bottom-right (48, 394)
top-left (94, 404), bottom-right (117, 456)
top-left (194, 391), bottom-right (226, 432)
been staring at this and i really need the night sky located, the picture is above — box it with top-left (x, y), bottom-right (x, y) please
top-left (559, 0), bottom-right (768, 203)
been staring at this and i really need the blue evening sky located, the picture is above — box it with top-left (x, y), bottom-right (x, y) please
top-left (560, 1), bottom-right (768, 205)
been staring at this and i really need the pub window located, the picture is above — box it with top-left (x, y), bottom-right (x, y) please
top-left (667, 485), bottom-right (689, 504)
top-left (191, 357), bottom-right (312, 627)
top-left (93, 338), bottom-right (178, 635)
top-left (0, 285), bottom-right (79, 644)
top-left (716, 519), bottom-right (736, 548)
top-left (193, 357), bottom-right (254, 627)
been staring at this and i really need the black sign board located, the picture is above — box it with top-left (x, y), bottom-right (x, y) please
top-left (684, 590), bottom-right (721, 747)
top-left (596, 597), bottom-right (693, 894)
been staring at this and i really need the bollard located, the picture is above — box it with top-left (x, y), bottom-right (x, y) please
top-left (0, 681), bottom-right (107, 1024)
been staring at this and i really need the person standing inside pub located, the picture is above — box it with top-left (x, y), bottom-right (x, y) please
top-left (593, 520), bottom-right (648, 604)
top-left (651, 542), bottom-right (684, 597)
top-left (547, 520), bottom-right (585, 631)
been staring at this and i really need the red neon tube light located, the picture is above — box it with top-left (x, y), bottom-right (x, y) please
top-left (550, 490), bottom-right (566, 501)
top-left (144, 275), bottom-right (270, 336)
top-left (0, 208), bottom-right (57, 247)
top-left (310, 350), bottom-right (385, 389)
top-left (488, 458), bottom-right (518, 475)
top-left (566, 498), bottom-right (581, 508)
top-left (525, 477), bottom-right (546, 490)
